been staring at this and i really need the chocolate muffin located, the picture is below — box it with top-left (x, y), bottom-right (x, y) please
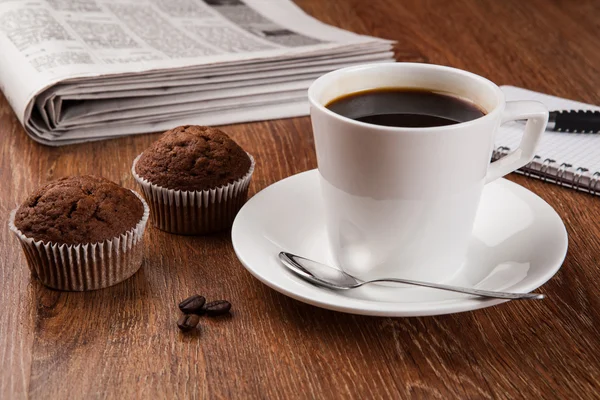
top-left (135, 125), bottom-right (251, 191)
top-left (132, 125), bottom-right (255, 235)
top-left (14, 175), bottom-right (144, 245)
top-left (9, 176), bottom-right (149, 291)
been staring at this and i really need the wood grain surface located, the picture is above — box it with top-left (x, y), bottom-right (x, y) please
top-left (1, 0), bottom-right (600, 398)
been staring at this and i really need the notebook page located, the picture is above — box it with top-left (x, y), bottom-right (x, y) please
top-left (497, 86), bottom-right (600, 172)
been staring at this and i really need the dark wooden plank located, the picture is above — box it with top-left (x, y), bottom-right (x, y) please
top-left (1, 0), bottom-right (599, 398)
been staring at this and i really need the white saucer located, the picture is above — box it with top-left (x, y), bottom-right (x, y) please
top-left (232, 170), bottom-right (568, 317)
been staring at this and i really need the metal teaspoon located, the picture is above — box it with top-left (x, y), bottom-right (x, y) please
top-left (278, 252), bottom-right (544, 300)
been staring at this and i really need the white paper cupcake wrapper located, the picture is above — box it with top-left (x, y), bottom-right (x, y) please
top-left (8, 191), bottom-right (149, 291)
top-left (131, 153), bottom-right (254, 235)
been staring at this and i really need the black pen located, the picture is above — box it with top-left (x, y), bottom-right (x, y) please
top-left (545, 110), bottom-right (600, 133)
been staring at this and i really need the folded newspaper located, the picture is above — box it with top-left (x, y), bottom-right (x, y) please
top-left (0, 0), bottom-right (395, 145)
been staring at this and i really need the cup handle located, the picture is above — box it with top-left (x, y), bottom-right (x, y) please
top-left (485, 101), bottom-right (548, 183)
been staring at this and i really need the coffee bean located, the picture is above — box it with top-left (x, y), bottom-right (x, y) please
top-left (177, 314), bottom-right (200, 332)
top-left (179, 295), bottom-right (206, 314)
top-left (203, 300), bottom-right (232, 316)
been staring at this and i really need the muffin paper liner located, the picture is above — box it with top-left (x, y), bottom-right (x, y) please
top-left (131, 153), bottom-right (255, 235)
top-left (8, 191), bottom-right (149, 291)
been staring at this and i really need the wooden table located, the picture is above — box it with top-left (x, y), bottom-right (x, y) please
top-left (2, 0), bottom-right (599, 398)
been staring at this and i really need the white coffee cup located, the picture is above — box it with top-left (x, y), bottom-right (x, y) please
top-left (308, 63), bottom-right (547, 282)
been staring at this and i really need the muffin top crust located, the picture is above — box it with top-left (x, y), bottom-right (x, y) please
top-left (135, 125), bottom-right (251, 191)
top-left (14, 175), bottom-right (144, 245)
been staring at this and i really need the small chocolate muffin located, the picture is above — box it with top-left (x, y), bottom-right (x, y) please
top-left (135, 125), bottom-right (251, 191)
top-left (14, 175), bottom-right (144, 245)
top-left (132, 125), bottom-right (255, 235)
top-left (9, 176), bottom-right (149, 291)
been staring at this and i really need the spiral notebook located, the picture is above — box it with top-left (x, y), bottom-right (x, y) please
top-left (495, 86), bottom-right (600, 196)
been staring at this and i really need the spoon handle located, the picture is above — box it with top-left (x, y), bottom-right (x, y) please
top-left (366, 278), bottom-right (544, 300)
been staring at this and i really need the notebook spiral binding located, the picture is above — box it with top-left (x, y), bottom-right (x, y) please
top-left (492, 146), bottom-right (600, 196)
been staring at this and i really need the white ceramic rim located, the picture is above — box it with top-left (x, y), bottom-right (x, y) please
top-left (307, 62), bottom-right (506, 135)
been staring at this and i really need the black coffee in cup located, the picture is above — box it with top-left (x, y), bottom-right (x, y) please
top-left (325, 88), bottom-right (486, 128)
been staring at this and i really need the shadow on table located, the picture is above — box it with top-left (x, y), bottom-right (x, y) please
top-left (259, 285), bottom-right (546, 364)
